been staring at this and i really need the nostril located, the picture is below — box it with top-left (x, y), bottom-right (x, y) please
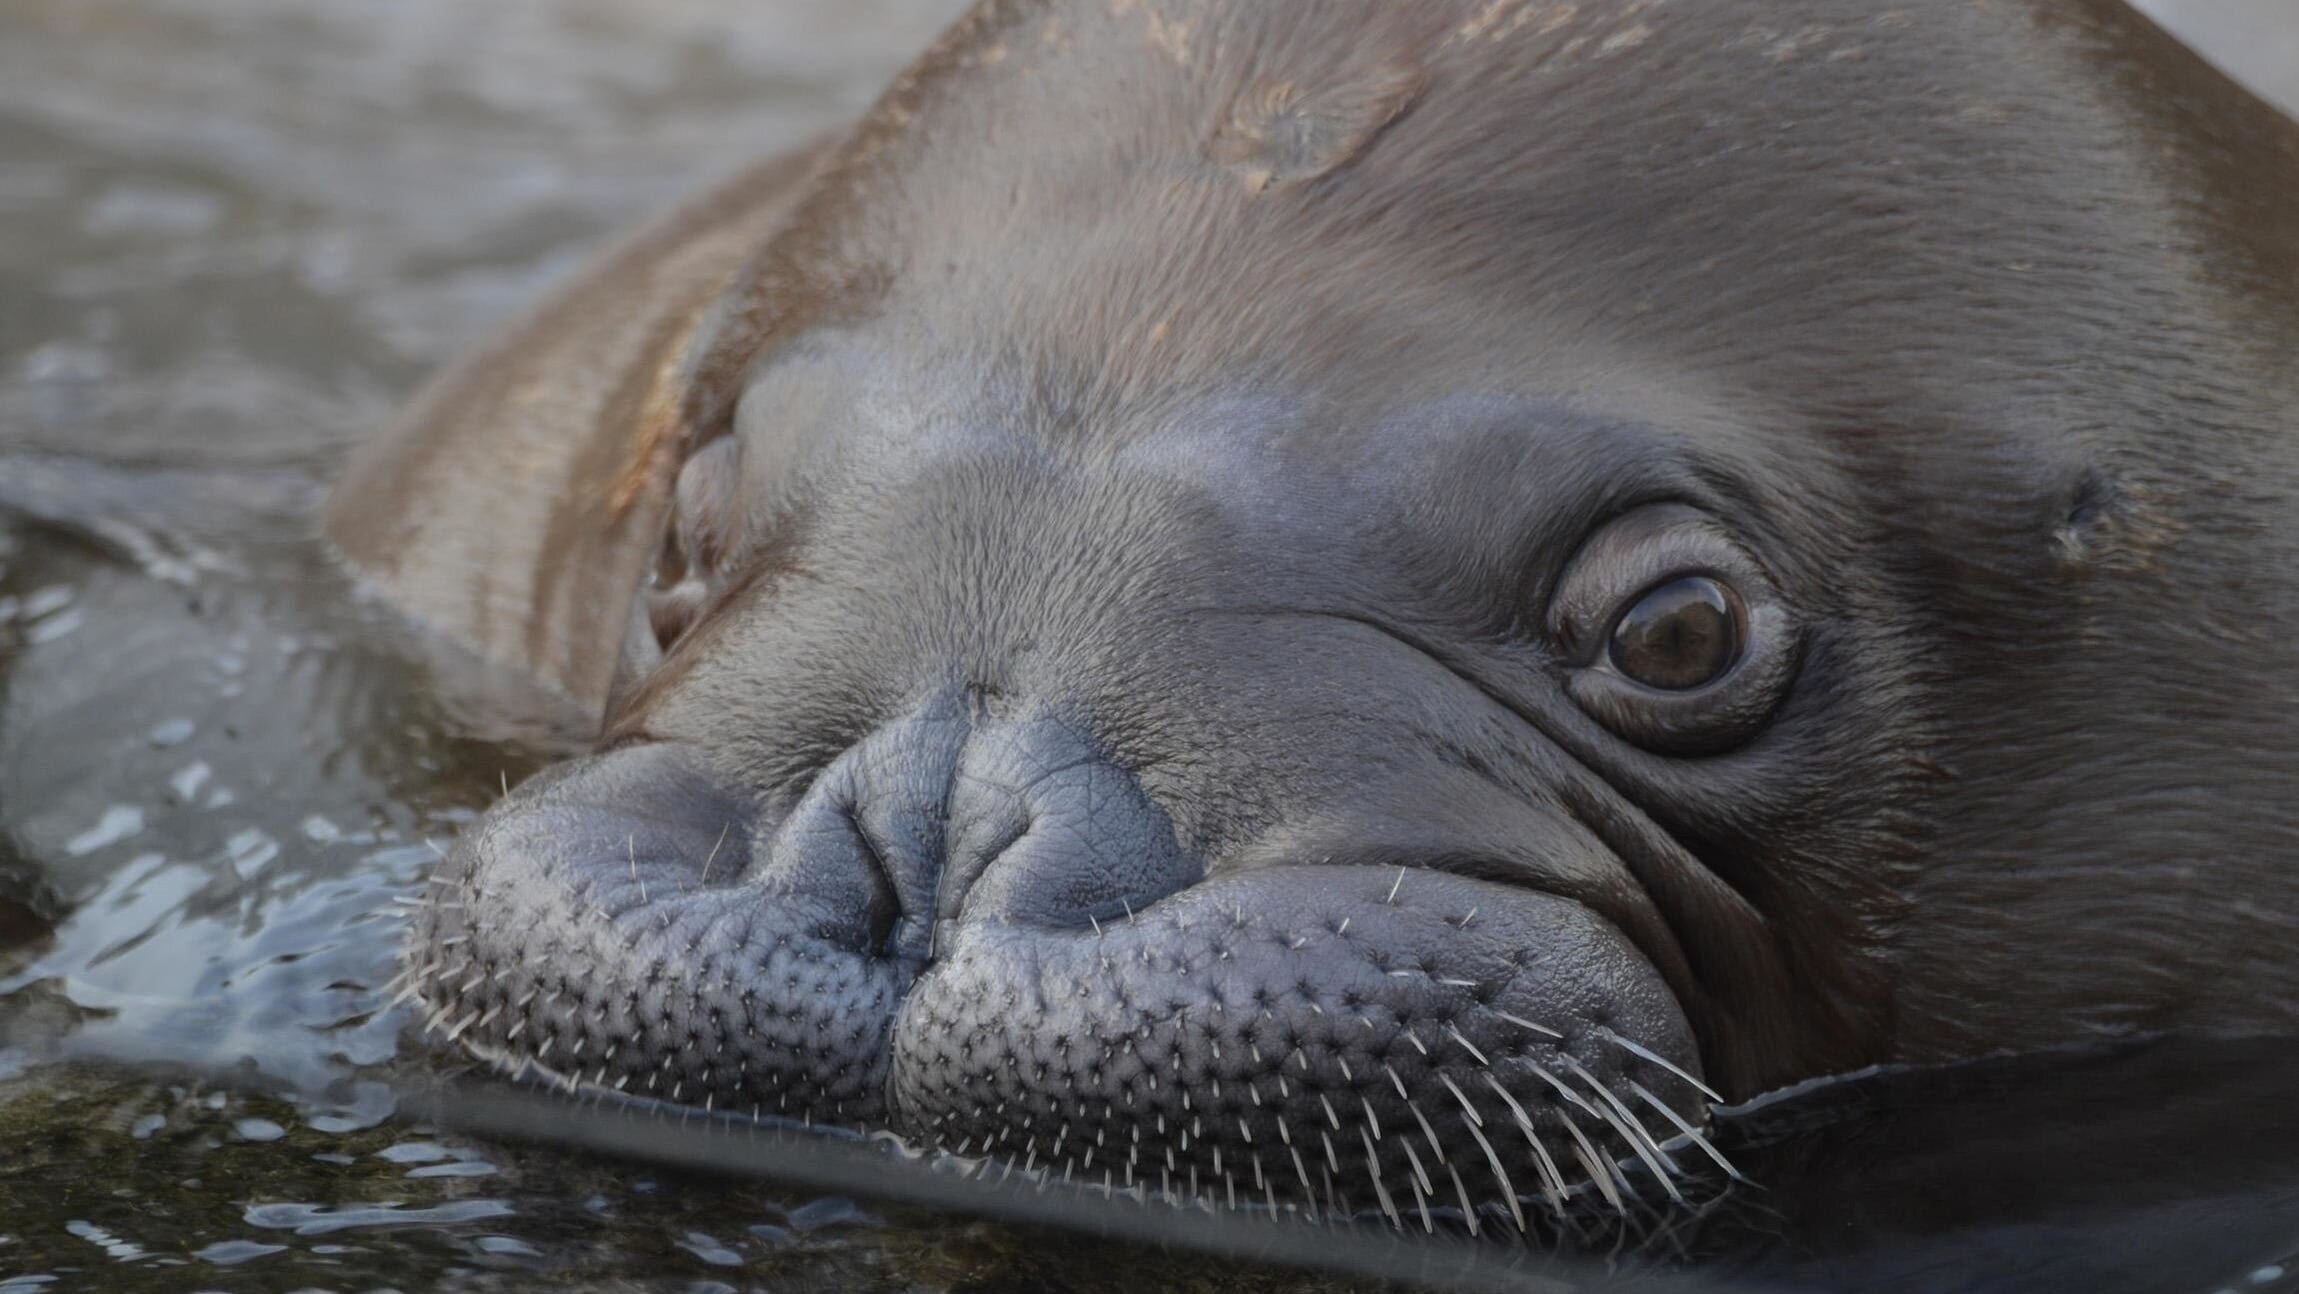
top-left (756, 701), bottom-right (1203, 957)
top-left (932, 795), bottom-right (1034, 930)
top-left (752, 704), bottom-right (971, 963)
top-left (847, 810), bottom-right (906, 961)
top-left (939, 726), bottom-right (1203, 932)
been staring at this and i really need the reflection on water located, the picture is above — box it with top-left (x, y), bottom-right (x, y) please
top-left (0, 1), bottom-right (2295, 1290)
top-left (0, 0), bottom-right (990, 1286)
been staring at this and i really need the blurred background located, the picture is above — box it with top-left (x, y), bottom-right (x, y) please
top-left (0, 0), bottom-right (2286, 494)
top-left (2142, 0), bottom-right (2299, 114)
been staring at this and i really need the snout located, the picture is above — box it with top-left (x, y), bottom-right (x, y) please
top-left (406, 710), bottom-right (1715, 1232)
top-left (757, 697), bottom-right (1204, 966)
top-left (896, 864), bottom-right (1707, 1230)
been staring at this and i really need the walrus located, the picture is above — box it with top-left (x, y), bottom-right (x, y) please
top-left (328, 0), bottom-right (2299, 1236)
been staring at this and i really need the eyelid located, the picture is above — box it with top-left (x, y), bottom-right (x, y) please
top-left (1546, 505), bottom-right (1756, 662)
top-left (670, 434), bottom-right (744, 577)
top-left (1545, 503), bottom-right (1799, 757)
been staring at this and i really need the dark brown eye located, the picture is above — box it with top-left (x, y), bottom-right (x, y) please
top-left (1607, 576), bottom-right (1744, 690)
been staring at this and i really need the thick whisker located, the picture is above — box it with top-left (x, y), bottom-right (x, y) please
top-left (1596, 1025), bottom-right (1723, 1104)
top-left (1630, 1081), bottom-right (1744, 1181)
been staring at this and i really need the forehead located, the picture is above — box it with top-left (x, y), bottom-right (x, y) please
top-left (807, 2), bottom-right (1615, 405)
top-left (685, 0), bottom-right (2148, 551)
top-left (692, 4), bottom-right (1649, 421)
top-left (729, 328), bottom-right (1781, 589)
top-left (691, 0), bottom-right (2101, 449)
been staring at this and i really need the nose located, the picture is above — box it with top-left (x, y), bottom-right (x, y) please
top-left (754, 692), bottom-right (1204, 965)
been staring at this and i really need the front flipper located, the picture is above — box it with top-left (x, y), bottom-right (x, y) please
top-left (325, 138), bottom-right (835, 728)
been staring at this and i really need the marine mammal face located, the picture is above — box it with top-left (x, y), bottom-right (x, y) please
top-left (372, 0), bottom-right (2299, 1238)
top-left (403, 0), bottom-right (1930, 1229)
top-left (409, 380), bottom-right (1854, 1227)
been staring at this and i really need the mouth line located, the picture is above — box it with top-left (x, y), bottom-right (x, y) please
top-left (417, 905), bottom-right (1734, 1243)
top-left (404, 729), bottom-right (1735, 1239)
top-left (433, 1037), bottom-right (1732, 1247)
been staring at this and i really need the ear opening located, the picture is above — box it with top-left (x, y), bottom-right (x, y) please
top-left (324, 137), bottom-right (838, 731)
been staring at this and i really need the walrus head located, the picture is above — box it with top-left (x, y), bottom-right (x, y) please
top-left (337, 0), bottom-right (2299, 1236)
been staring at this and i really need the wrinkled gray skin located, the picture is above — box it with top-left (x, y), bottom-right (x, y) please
top-left (331, 0), bottom-right (2299, 1235)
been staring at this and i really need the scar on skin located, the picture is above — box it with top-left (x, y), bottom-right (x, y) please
top-left (1210, 65), bottom-right (1427, 192)
top-left (1598, 22), bottom-right (1652, 56)
top-left (1144, 11), bottom-right (1191, 66)
top-left (1456, 1), bottom-right (1580, 44)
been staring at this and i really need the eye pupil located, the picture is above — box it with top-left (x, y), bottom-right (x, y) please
top-left (1608, 576), bottom-right (1744, 690)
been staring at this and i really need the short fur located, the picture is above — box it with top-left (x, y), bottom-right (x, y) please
top-left (335, 0), bottom-right (2299, 1227)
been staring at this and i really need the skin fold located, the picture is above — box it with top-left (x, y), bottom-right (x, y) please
top-left (333, 0), bottom-right (2299, 1237)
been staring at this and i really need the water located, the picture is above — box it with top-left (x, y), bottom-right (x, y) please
top-left (0, 2), bottom-right (2294, 1291)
